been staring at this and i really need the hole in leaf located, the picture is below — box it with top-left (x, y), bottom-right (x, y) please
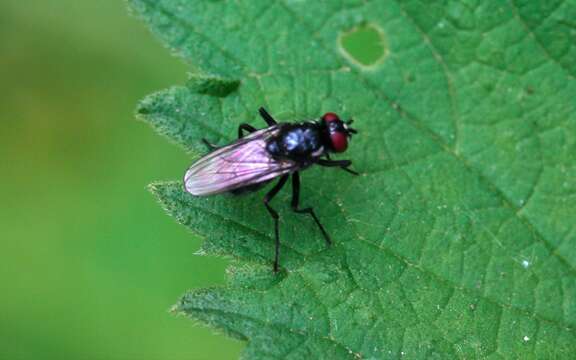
top-left (339, 24), bottom-right (387, 68)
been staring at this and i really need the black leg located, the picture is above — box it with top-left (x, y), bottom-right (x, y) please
top-left (291, 172), bottom-right (332, 246)
top-left (264, 175), bottom-right (289, 272)
top-left (238, 123), bottom-right (257, 138)
top-left (258, 107), bottom-right (277, 126)
top-left (340, 167), bottom-right (359, 175)
top-left (317, 159), bottom-right (359, 175)
top-left (201, 138), bottom-right (218, 151)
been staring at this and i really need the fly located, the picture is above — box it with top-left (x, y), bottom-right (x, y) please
top-left (184, 107), bottom-right (358, 272)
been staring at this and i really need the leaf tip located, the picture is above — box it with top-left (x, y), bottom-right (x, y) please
top-left (170, 298), bottom-right (187, 316)
top-left (134, 93), bottom-right (156, 121)
top-left (147, 181), bottom-right (182, 201)
top-left (147, 181), bottom-right (163, 195)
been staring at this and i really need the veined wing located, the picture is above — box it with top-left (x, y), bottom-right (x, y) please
top-left (184, 126), bottom-right (296, 196)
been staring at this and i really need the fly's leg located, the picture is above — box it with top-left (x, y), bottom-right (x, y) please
top-left (258, 107), bottom-right (278, 126)
top-left (203, 122), bottom-right (258, 149)
top-left (317, 159), bottom-right (351, 168)
top-left (238, 123), bottom-right (257, 138)
top-left (317, 159), bottom-right (359, 175)
top-left (263, 175), bottom-right (289, 272)
top-left (201, 138), bottom-right (218, 151)
top-left (291, 172), bottom-right (331, 246)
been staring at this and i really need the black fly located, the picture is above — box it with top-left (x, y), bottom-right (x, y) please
top-left (184, 107), bottom-right (358, 272)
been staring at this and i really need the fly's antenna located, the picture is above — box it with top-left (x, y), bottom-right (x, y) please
top-left (345, 119), bottom-right (358, 134)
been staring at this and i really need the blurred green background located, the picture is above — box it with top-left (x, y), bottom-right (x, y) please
top-left (0, 1), bottom-right (243, 359)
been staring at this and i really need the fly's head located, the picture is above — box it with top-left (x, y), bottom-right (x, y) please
top-left (320, 112), bottom-right (357, 153)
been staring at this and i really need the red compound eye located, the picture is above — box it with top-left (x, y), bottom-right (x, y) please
top-left (330, 131), bottom-right (348, 152)
top-left (322, 112), bottom-right (340, 123)
top-left (322, 112), bottom-right (348, 152)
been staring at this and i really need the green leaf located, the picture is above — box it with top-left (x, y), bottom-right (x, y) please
top-left (131, 0), bottom-right (576, 358)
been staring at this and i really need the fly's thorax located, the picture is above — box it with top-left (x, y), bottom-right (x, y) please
top-left (265, 123), bottom-right (325, 163)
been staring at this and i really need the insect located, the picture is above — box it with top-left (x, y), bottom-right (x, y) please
top-left (184, 107), bottom-right (358, 272)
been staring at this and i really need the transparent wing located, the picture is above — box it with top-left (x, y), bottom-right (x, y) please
top-left (184, 127), bottom-right (297, 196)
